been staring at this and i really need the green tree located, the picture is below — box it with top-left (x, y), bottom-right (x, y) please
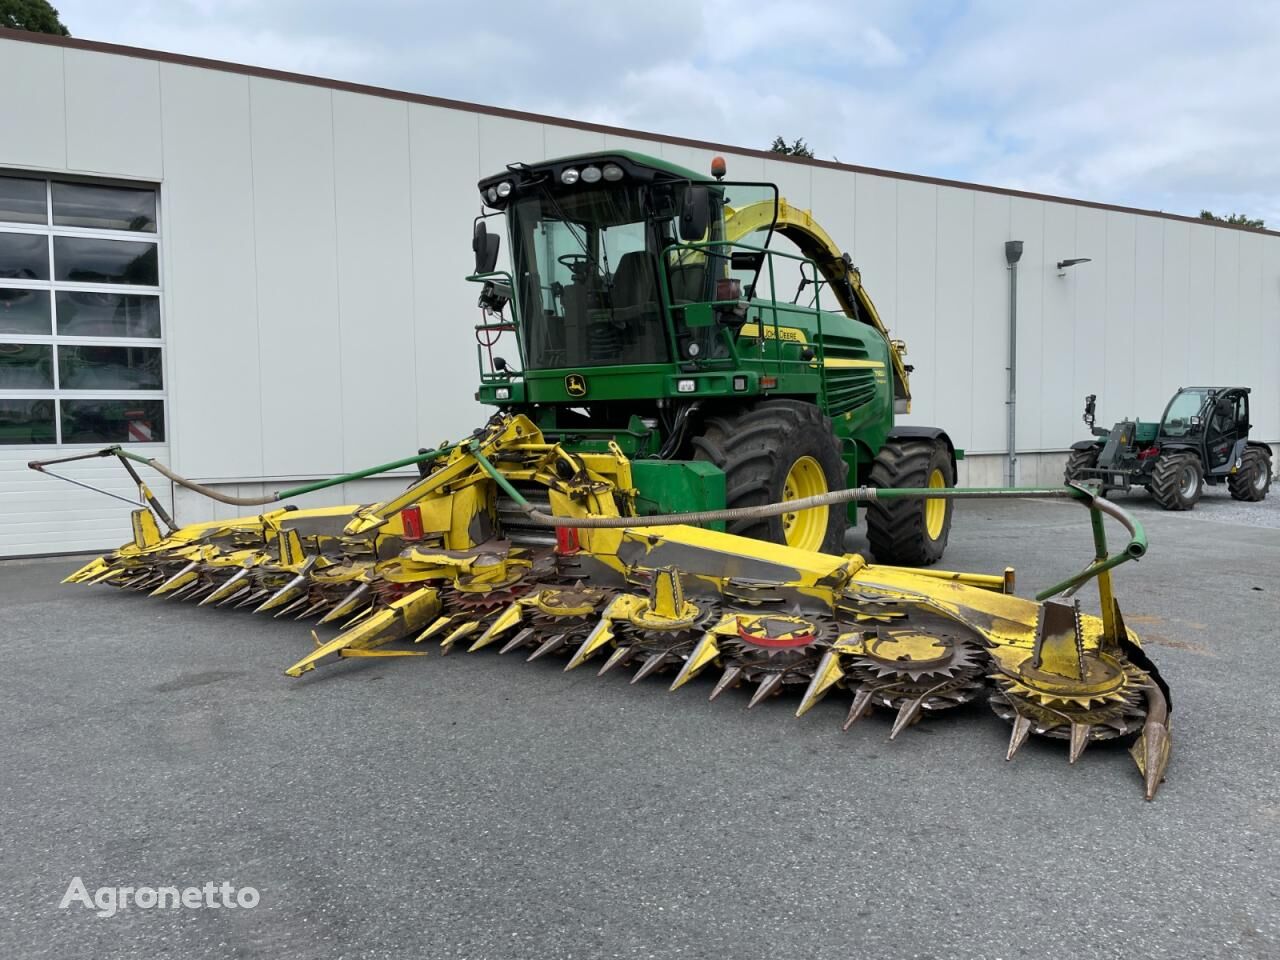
top-left (769, 136), bottom-right (815, 159)
top-left (1199, 209), bottom-right (1265, 230)
top-left (0, 0), bottom-right (70, 35)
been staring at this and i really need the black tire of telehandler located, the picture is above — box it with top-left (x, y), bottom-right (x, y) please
top-left (691, 400), bottom-right (848, 554)
top-left (1065, 447), bottom-right (1100, 483)
top-left (865, 439), bottom-right (954, 566)
top-left (1149, 452), bottom-right (1203, 510)
top-left (1228, 447), bottom-right (1273, 502)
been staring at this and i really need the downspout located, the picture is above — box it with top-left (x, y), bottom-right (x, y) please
top-left (1004, 241), bottom-right (1024, 487)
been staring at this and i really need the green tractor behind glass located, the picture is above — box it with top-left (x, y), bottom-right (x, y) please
top-left (1066, 387), bottom-right (1273, 509)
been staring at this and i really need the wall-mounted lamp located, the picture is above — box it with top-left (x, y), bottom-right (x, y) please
top-left (1056, 257), bottom-right (1092, 275)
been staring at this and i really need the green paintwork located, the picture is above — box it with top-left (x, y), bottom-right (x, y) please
top-left (629, 460), bottom-right (727, 532)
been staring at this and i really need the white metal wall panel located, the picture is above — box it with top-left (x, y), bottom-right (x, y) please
top-left (1102, 213), bottom-right (1137, 419)
top-left (249, 78), bottom-right (344, 479)
top-left (762, 157), bottom-right (812, 210)
top-left (543, 124), bottom-right (606, 158)
top-left (1185, 225), bottom-right (1217, 384)
top-left (159, 63), bottom-right (263, 481)
top-left (1131, 217), bottom-right (1166, 419)
top-left (851, 175), bottom-right (898, 357)
top-left (970, 192), bottom-right (1012, 453)
top-left (720, 152), bottom-right (767, 181)
top-left (1211, 227), bottom-right (1242, 387)
top-left (809, 166), bottom-right (855, 248)
top-left (1036, 202), bottom-right (1075, 452)
top-left (63, 49), bottom-right (162, 179)
top-left (1260, 240), bottom-right (1280, 440)
top-left (1160, 220), bottom-right (1193, 390)
top-left (331, 91), bottom-right (417, 471)
top-left (934, 187), bottom-right (975, 450)
top-left (1010, 197), bottom-right (1047, 458)
top-left (1234, 232), bottom-right (1265, 409)
top-left (0, 39), bottom-right (65, 170)
top-left (1068, 207), bottom-right (1107, 448)
top-left (407, 104), bottom-right (488, 444)
top-left (478, 115), bottom-right (544, 175)
top-left (895, 181), bottom-right (939, 428)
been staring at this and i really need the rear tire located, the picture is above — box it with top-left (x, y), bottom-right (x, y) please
top-left (1149, 452), bottom-right (1203, 510)
top-left (1065, 446), bottom-right (1100, 483)
top-left (865, 439), bottom-right (954, 566)
top-left (1228, 447), bottom-right (1272, 501)
top-left (691, 400), bottom-right (848, 554)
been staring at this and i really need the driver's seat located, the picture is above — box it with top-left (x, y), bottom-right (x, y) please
top-left (611, 251), bottom-right (658, 316)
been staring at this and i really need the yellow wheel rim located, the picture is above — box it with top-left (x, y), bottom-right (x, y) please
top-left (781, 456), bottom-right (829, 551)
top-left (925, 467), bottom-right (947, 540)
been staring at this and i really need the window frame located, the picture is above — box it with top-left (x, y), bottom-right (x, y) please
top-left (0, 173), bottom-right (166, 447)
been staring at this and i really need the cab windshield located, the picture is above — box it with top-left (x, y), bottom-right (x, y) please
top-left (1159, 389), bottom-right (1209, 437)
top-left (511, 181), bottom-right (727, 369)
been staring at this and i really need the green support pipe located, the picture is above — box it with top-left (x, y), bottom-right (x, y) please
top-left (276, 446), bottom-right (457, 499)
top-left (112, 443), bottom-right (459, 506)
top-left (468, 442), bottom-right (530, 506)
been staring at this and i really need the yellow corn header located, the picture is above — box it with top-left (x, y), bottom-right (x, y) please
top-left (38, 413), bottom-right (1171, 800)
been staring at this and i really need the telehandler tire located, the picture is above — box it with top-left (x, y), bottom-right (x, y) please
top-left (1064, 446), bottom-right (1100, 483)
top-left (865, 439), bottom-right (953, 566)
top-left (1149, 451), bottom-right (1203, 510)
top-left (691, 400), bottom-right (848, 554)
top-left (1228, 447), bottom-right (1273, 502)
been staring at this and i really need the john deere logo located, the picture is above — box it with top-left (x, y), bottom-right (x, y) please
top-left (565, 374), bottom-right (587, 397)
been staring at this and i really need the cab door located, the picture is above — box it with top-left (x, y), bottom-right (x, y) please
top-left (1205, 391), bottom-right (1245, 471)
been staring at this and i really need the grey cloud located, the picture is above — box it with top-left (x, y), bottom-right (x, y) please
top-left (57, 0), bottom-right (1280, 223)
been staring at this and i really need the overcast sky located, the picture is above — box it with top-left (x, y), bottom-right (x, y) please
top-left (54, 0), bottom-right (1280, 224)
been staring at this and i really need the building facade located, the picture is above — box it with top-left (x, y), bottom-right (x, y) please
top-left (1, 29), bottom-right (1277, 557)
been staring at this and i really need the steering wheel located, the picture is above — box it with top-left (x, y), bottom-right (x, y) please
top-left (557, 253), bottom-right (595, 283)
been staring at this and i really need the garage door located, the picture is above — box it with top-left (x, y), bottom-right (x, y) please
top-left (0, 172), bottom-right (169, 557)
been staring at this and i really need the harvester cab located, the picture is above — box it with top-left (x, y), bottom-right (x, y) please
top-left (470, 151), bottom-right (957, 564)
top-left (1066, 386), bottom-right (1272, 509)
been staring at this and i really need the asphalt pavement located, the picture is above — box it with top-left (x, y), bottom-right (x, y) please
top-left (1, 488), bottom-right (1277, 960)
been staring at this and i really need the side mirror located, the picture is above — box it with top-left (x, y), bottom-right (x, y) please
top-left (473, 221), bottom-right (500, 274)
top-left (1083, 393), bottom-right (1097, 428)
top-left (679, 185), bottom-right (711, 241)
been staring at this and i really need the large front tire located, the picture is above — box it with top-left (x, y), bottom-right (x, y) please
top-left (1065, 446), bottom-right (1100, 483)
top-left (691, 400), bottom-right (848, 553)
top-left (1228, 447), bottom-right (1272, 501)
top-left (1149, 452), bottom-right (1202, 510)
top-left (865, 439), bottom-right (954, 566)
